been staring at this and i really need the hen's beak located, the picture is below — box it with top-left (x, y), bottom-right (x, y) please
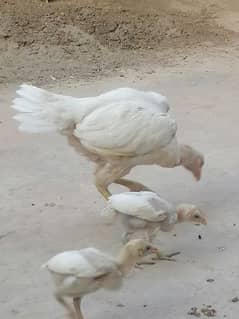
top-left (193, 158), bottom-right (204, 181)
top-left (193, 167), bottom-right (202, 181)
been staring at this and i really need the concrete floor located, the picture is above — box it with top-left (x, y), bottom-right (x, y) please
top-left (1, 49), bottom-right (239, 319)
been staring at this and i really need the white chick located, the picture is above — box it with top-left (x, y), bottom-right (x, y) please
top-left (102, 191), bottom-right (207, 244)
top-left (42, 239), bottom-right (159, 319)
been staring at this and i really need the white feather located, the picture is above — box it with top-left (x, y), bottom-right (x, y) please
top-left (44, 248), bottom-right (118, 277)
top-left (107, 191), bottom-right (175, 222)
top-left (74, 101), bottom-right (176, 156)
top-left (12, 84), bottom-right (94, 133)
top-left (12, 85), bottom-right (176, 158)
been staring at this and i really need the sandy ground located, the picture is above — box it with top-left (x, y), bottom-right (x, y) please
top-left (1, 47), bottom-right (239, 319)
top-left (0, 0), bottom-right (238, 85)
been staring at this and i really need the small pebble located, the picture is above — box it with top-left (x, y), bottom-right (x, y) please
top-left (198, 235), bottom-right (202, 240)
top-left (188, 307), bottom-right (201, 317)
top-left (116, 303), bottom-right (125, 307)
top-left (201, 305), bottom-right (216, 317)
top-left (45, 202), bottom-right (56, 207)
top-left (231, 296), bottom-right (239, 303)
top-left (11, 309), bottom-right (20, 314)
top-left (206, 278), bottom-right (215, 283)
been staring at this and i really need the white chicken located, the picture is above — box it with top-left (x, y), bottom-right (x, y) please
top-left (12, 85), bottom-right (204, 199)
top-left (101, 191), bottom-right (207, 244)
top-left (42, 239), bottom-right (159, 319)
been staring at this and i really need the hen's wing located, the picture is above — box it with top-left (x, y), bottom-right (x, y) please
top-left (96, 88), bottom-right (170, 113)
top-left (43, 248), bottom-right (118, 278)
top-left (74, 101), bottom-right (177, 157)
top-left (108, 191), bottom-right (172, 222)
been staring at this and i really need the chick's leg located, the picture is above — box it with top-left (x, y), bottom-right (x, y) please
top-left (73, 297), bottom-right (84, 319)
top-left (121, 231), bottom-right (134, 244)
top-left (144, 227), bottom-right (158, 243)
top-left (136, 249), bottom-right (181, 265)
top-left (153, 251), bottom-right (181, 261)
top-left (54, 293), bottom-right (75, 319)
top-left (114, 178), bottom-right (153, 192)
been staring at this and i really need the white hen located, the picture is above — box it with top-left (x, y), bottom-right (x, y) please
top-left (12, 85), bottom-right (204, 199)
top-left (42, 239), bottom-right (159, 319)
top-left (102, 191), bottom-right (207, 243)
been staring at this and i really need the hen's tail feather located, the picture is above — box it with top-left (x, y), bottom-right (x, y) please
top-left (11, 84), bottom-right (81, 133)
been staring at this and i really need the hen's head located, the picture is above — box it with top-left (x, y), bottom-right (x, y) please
top-left (180, 145), bottom-right (204, 180)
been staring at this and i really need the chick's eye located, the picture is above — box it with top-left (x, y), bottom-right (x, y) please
top-left (146, 246), bottom-right (151, 250)
top-left (194, 214), bottom-right (200, 219)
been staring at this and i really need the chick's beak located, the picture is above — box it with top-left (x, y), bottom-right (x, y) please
top-left (201, 218), bottom-right (207, 225)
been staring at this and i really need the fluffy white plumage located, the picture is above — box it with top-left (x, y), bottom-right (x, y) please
top-left (11, 84), bottom-right (204, 199)
top-left (12, 85), bottom-right (172, 136)
top-left (43, 240), bottom-right (158, 319)
top-left (74, 100), bottom-right (176, 156)
top-left (43, 248), bottom-right (118, 278)
top-left (102, 191), bottom-right (207, 243)
top-left (107, 191), bottom-right (175, 222)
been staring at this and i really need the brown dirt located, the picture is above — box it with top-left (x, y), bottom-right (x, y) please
top-left (0, 0), bottom-right (238, 85)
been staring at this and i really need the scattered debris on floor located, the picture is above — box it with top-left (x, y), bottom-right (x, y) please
top-left (206, 278), bottom-right (215, 283)
top-left (188, 305), bottom-right (217, 317)
top-left (0, 231), bottom-right (14, 241)
top-left (44, 202), bottom-right (56, 207)
top-left (231, 296), bottom-right (239, 303)
top-left (188, 307), bottom-right (201, 317)
top-left (201, 305), bottom-right (216, 317)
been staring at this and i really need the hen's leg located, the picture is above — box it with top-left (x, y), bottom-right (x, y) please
top-left (95, 182), bottom-right (111, 200)
top-left (114, 178), bottom-right (153, 192)
top-left (95, 163), bottom-right (134, 200)
top-left (94, 163), bottom-right (113, 200)
top-left (73, 297), bottom-right (84, 319)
